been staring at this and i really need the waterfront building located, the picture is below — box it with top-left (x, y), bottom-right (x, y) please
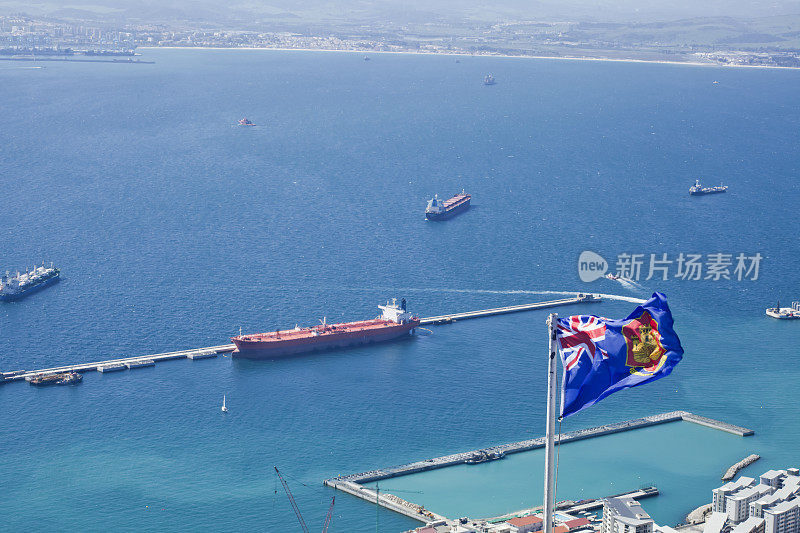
top-left (763, 501), bottom-right (800, 533)
top-left (715, 478), bottom-right (756, 513)
top-left (507, 515), bottom-right (543, 533)
top-left (728, 485), bottom-right (775, 523)
top-left (601, 497), bottom-right (655, 533)
top-left (733, 517), bottom-right (766, 533)
top-left (762, 471), bottom-right (788, 489)
top-left (704, 512), bottom-right (730, 533)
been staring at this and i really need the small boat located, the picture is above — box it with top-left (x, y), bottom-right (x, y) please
top-left (221, 395), bottom-right (228, 412)
top-left (766, 301), bottom-right (800, 320)
top-left (605, 273), bottom-right (619, 281)
top-left (483, 74), bottom-right (496, 85)
top-left (238, 118), bottom-right (255, 126)
top-left (465, 449), bottom-right (504, 464)
top-left (28, 371), bottom-right (82, 386)
top-left (363, 56), bottom-right (370, 61)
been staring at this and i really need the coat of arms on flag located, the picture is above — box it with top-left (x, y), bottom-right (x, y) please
top-left (556, 292), bottom-right (683, 417)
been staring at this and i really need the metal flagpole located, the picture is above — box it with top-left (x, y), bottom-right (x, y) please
top-left (543, 313), bottom-right (559, 533)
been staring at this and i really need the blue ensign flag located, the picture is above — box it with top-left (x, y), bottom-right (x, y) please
top-left (556, 292), bottom-right (683, 418)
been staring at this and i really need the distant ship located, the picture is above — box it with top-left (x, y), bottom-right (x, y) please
top-left (689, 179), bottom-right (727, 195)
top-left (484, 74), bottom-right (496, 85)
top-left (0, 263), bottom-right (60, 301)
top-left (766, 301), bottom-right (800, 320)
top-left (363, 56), bottom-right (370, 61)
top-left (238, 118), bottom-right (255, 126)
top-left (425, 190), bottom-right (471, 220)
top-left (231, 299), bottom-right (420, 359)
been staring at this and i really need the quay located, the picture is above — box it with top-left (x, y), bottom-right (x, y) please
top-left (722, 454), bottom-right (761, 481)
top-left (487, 486), bottom-right (659, 523)
top-left (2, 294), bottom-right (602, 386)
top-left (418, 294), bottom-right (600, 325)
top-left (324, 411), bottom-right (754, 488)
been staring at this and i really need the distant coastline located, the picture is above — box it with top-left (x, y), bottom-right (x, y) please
top-left (139, 46), bottom-right (800, 70)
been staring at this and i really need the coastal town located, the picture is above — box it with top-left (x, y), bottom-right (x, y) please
top-left (2, 13), bottom-right (800, 67)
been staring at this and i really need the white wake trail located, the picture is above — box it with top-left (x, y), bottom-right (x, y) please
top-left (384, 287), bottom-right (647, 304)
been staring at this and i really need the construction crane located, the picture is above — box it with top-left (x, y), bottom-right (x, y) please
top-left (321, 496), bottom-right (335, 533)
top-left (275, 466), bottom-right (310, 533)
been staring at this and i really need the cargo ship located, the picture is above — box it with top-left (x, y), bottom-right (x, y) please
top-left (425, 190), bottom-right (471, 220)
top-left (689, 179), bottom-right (727, 195)
top-left (238, 118), bottom-right (255, 126)
top-left (0, 263), bottom-right (60, 301)
top-left (231, 299), bottom-right (420, 359)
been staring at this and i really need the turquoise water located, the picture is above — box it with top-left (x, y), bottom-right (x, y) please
top-left (367, 421), bottom-right (753, 520)
top-left (1, 49), bottom-right (799, 531)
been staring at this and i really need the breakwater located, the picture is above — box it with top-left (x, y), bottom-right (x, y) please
top-left (324, 411), bottom-right (753, 523)
top-left (325, 411), bottom-right (753, 487)
top-left (722, 454), bottom-right (761, 481)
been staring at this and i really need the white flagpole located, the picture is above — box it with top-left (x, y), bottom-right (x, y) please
top-left (543, 313), bottom-right (559, 533)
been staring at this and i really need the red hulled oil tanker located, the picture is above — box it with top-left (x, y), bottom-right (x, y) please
top-left (231, 299), bottom-right (420, 359)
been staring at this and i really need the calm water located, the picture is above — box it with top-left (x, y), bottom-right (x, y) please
top-left (1, 49), bottom-right (799, 532)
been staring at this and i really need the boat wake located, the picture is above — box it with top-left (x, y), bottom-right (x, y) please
top-left (379, 287), bottom-right (648, 305)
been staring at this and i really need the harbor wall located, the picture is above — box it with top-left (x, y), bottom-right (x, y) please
top-left (326, 411), bottom-right (754, 485)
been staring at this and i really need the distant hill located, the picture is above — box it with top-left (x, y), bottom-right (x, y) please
top-left (2, 0), bottom-right (800, 24)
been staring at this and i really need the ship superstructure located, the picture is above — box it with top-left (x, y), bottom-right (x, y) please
top-left (0, 262), bottom-right (60, 301)
top-left (689, 179), bottom-right (727, 195)
top-left (231, 299), bottom-right (420, 359)
top-left (425, 190), bottom-right (471, 220)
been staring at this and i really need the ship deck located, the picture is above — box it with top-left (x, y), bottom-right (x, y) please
top-left (235, 318), bottom-right (416, 342)
top-left (442, 194), bottom-right (470, 208)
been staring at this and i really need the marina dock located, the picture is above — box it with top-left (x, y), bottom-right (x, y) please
top-left (2, 295), bottom-right (602, 385)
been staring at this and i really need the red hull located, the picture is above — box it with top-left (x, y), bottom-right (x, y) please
top-left (231, 319), bottom-right (419, 359)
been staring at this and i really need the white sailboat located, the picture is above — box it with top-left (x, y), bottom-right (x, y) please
top-left (221, 395), bottom-right (228, 412)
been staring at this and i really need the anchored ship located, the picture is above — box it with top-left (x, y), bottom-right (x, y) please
top-left (766, 301), bottom-right (800, 320)
top-left (425, 190), bottom-right (471, 220)
top-left (484, 74), bottom-right (496, 85)
top-left (689, 179), bottom-right (727, 195)
top-left (0, 263), bottom-right (60, 301)
top-left (231, 299), bottom-right (420, 359)
top-left (238, 118), bottom-right (255, 126)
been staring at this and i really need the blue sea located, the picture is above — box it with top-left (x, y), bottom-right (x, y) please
top-left (1, 49), bottom-right (799, 532)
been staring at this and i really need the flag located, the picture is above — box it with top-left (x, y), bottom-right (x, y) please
top-left (556, 292), bottom-right (683, 418)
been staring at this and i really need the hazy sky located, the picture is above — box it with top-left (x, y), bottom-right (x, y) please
top-left (3, 0), bottom-right (800, 24)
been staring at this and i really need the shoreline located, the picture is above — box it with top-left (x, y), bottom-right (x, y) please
top-left (139, 45), bottom-right (800, 70)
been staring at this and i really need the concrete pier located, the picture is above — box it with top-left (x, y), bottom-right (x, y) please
top-left (418, 294), bottom-right (601, 325)
top-left (2, 294), bottom-right (603, 385)
top-left (1, 344), bottom-right (236, 382)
